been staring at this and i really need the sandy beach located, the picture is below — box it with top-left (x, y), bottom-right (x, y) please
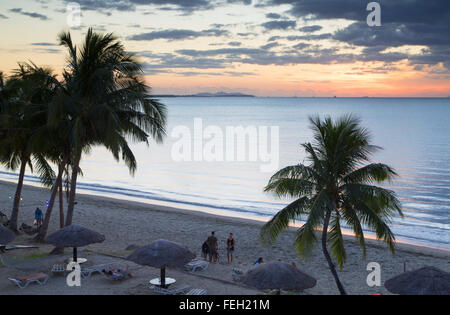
top-left (0, 179), bottom-right (448, 295)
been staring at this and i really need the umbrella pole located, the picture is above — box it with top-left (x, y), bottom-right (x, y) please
top-left (73, 247), bottom-right (77, 263)
top-left (160, 267), bottom-right (166, 288)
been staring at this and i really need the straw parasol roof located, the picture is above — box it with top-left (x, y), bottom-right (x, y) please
top-left (241, 261), bottom-right (317, 291)
top-left (46, 224), bottom-right (105, 248)
top-left (385, 266), bottom-right (450, 295)
top-left (127, 239), bottom-right (195, 268)
top-left (0, 224), bottom-right (15, 245)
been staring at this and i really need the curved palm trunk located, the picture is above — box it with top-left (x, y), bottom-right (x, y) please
top-left (35, 160), bottom-right (67, 241)
top-left (65, 158), bottom-right (79, 227)
top-left (322, 208), bottom-right (347, 295)
top-left (8, 159), bottom-right (27, 233)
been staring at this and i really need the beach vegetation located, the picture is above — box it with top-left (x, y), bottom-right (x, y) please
top-left (0, 28), bottom-right (167, 239)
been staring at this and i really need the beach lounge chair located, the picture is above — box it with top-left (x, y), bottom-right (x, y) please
top-left (102, 266), bottom-right (133, 281)
top-left (150, 284), bottom-right (192, 295)
top-left (186, 288), bottom-right (207, 295)
top-left (8, 273), bottom-right (49, 289)
top-left (184, 260), bottom-right (209, 272)
top-left (232, 268), bottom-right (244, 281)
top-left (81, 263), bottom-right (123, 279)
top-left (51, 264), bottom-right (66, 276)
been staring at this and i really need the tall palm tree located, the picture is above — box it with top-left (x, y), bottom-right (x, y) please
top-left (0, 64), bottom-right (56, 232)
top-left (49, 28), bottom-right (166, 228)
top-left (260, 115), bottom-right (403, 295)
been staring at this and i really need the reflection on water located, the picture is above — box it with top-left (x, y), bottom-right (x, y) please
top-left (1, 97), bottom-right (449, 249)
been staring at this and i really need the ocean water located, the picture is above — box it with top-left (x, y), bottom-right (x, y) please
top-left (1, 97), bottom-right (449, 249)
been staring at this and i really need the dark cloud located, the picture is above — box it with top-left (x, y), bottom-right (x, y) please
top-left (141, 51), bottom-right (228, 70)
top-left (8, 8), bottom-right (49, 20)
top-left (260, 42), bottom-right (279, 50)
top-left (30, 42), bottom-right (58, 46)
top-left (286, 33), bottom-right (332, 41)
top-left (299, 25), bottom-right (322, 33)
top-left (61, 0), bottom-right (251, 14)
top-left (268, 36), bottom-right (281, 42)
top-left (128, 28), bottom-right (229, 41)
top-left (266, 13), bottom-right (281, 19)
top-left (228, 41), bottom-right (242, 47)
top-left (260, 0), bottom-right (450, 70)
top-left (292, 43), bottom-right (310, 50)
top-left (226, 0), bottom-right (252, 5)
top-left (174, 46), bottom-right (355, 66)
top-left (334, 22), bottom-right (450, 48)
top-left (0, 13), bottom-right (8, 19)
top-left (60, 0), bottom-right (211, 13)
top-left (261, 20), bottom-right (296, 30)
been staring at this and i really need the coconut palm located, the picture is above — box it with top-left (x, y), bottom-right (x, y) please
top-left (49, 28), bottom-right (166, 227)
top-left (260, 115), bottom-right (403, 295)
top-left (0, 64), bottom-right (56, 232)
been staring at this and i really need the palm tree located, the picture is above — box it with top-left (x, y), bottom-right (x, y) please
top-left (0, 64), bottom-right (56, 232)
top-left (260, 115), bottom-right (403, 295)
top-left (49, 28), bottom-right (166, 227)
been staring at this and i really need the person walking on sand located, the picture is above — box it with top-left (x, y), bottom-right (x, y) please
top-left (34, 207), bottom-right (43, 230)
top-left (226, 233), bottom-right (235, 264)
top-left (206, 231), bottom-right (218, 263)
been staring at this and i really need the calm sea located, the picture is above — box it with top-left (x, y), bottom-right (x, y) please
top-left (1, 97), bottom-right (449, 249)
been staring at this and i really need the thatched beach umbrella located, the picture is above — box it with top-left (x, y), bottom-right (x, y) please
top-left (385, 266), bottom-right (450, 295)
top-left (46, 225), bottom-right (105, 263)
top-left (241, 261), bottom-right (317, 292)
top-left (0, 224), bottom-right (15, 245)
top-left (127, 239), bottom-right (195, 287)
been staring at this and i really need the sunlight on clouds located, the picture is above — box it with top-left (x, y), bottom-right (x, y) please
top-left (0, 0), bottom-right (448, 96)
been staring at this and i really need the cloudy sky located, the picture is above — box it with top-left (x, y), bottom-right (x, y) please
top-left (0, 0), bottom-right (449, 96)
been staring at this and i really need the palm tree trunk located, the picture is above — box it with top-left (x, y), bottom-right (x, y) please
top-left (65, 158), bottom-right (80, 227)
top-left (59, 179), bottom-right (64, 229)
top-left (322, 208), bottom-right (347, 295)
top-left (8, 159), bottom-right (27, 232)
top-left (35, 160), bottom-right (66, 241)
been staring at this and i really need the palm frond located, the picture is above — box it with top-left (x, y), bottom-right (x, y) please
top-left (328, 213), bottom-right (346, 270)
top-left (294, 190), bottom-right (329, 258)
top-left (260, 196), bottom-right (310, 246)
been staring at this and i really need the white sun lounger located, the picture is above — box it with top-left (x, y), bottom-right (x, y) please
top-left (81, 263), bottom-right (124, 279)
top-left (232, 268), bottom-right (244, 281)
top-left (184, 260), bottom-right (209, 272)
top-left (8, 273), bottom-right (49, 289)
top-left (186, 288), bottom-right (207, 295)
top-left (51, 264), bottom-right (66, 276)
top-left (150, 284), bottom-right (192, 295)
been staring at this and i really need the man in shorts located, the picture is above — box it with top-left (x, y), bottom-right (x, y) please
top-left (206, 231), bottom-right (218, 263)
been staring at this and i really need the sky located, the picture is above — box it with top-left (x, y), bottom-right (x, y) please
top-left (0, 0), bottom-right (449, 97)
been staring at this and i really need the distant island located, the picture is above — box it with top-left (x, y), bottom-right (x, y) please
top-left (151, 92), bottom-right (255, 98)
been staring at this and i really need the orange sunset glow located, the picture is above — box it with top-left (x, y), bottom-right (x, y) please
top-left (0, 0), bottom-right (449, 96)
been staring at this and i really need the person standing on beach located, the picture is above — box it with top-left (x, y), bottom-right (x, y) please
top-left (226, 233), bottom-right (235, 264)
top-left (34, 207), bottom-right (43, 230)
top-left (206, 232), bottom-right (218, 263)
top-left (201, 240), bottom-right (209, 260)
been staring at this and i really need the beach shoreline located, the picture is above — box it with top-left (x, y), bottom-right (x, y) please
top-left (1, 179), bottom-right (448, 295)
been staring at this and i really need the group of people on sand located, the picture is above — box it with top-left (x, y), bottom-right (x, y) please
top-left (201, 231), bottom-right (236, 264)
